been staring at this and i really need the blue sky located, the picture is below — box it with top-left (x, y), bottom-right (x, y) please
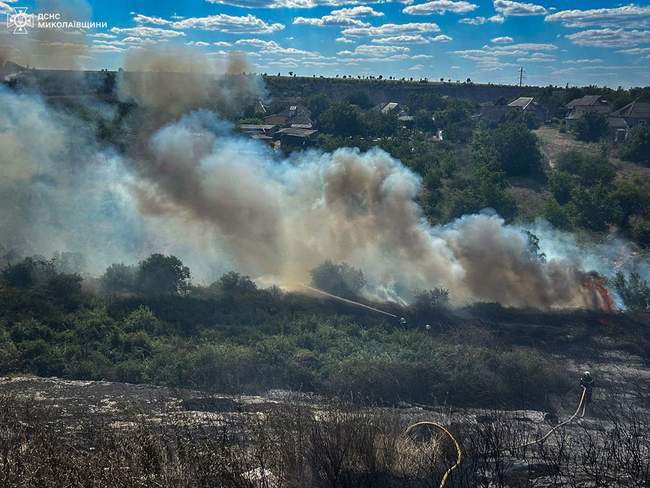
top-left (3, 0), bottom-right (650, 86)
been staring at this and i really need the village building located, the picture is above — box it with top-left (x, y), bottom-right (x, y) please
top-left (507, 97), bottom-right (547, 122)
top-left (564, 95), bottom-right (611, 129)
top-left (264, 104), bottom-right (313, 128)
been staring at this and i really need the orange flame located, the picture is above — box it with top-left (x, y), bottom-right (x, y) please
top-left (584, 274), bottom-right (616, 313)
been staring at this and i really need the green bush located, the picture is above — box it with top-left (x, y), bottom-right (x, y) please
top-left (620, 124), bottom-right (650, 165)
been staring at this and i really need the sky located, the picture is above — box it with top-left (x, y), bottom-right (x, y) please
top-left (2, 0), bottom-right (650, 87)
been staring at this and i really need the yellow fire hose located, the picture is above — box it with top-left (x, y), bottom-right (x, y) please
top-left (404, 421), bottom-right (463, 488)
top-left (404, 386), bottom-right (588, 488)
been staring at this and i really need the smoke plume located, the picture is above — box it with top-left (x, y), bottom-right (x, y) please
top-left (0, 47), bottom-right (647, 310)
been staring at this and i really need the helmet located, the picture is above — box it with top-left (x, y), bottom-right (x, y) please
top-left (583, 371), bottom-right (591, 377)
top-left (425, 324), bottom-right (431, 331)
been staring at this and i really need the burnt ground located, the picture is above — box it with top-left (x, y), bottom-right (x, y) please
top-left (0, 311), bottom-right (649, 487)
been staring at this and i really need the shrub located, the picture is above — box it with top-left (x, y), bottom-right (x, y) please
top-left (310, 261), bottom-right (366, 299)
top-left (620, 124), bottom-right (650, 165)
top-left (573, 113), bottom-right (608, 142)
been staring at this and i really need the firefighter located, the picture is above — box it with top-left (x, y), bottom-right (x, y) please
top-left (579, 371), bottom-right (594, 417)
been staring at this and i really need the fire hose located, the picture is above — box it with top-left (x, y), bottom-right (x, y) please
top-left (404, 386), bottom-right (588, 488)
top-left (301, 285), bottom-right (590, 487)
top-left (300, 284), bottom-right (398, 318)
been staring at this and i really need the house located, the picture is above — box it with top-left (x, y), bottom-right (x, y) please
top-left (565, 95), bottom-right (610, 129)
top-left (264, 104), bottom-right (313, 128)
top-left (276, 127), bottom-right (318, 150)
top-left (507, 97), bottom-right (547, 122)
top-left (239, 124), bottom-right (277, 146)
top-left (610, 99), bottom-right (650, 128)
top-left (380, 102), bottom-right (400, 114)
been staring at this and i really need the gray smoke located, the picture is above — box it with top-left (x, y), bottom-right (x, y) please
top-left (0, 47), bottom-right (645, 309)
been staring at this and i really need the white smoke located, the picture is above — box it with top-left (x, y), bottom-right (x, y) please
top-left (0, 63), bottom-right (646, 309)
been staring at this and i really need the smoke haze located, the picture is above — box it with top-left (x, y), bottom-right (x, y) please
top-left (0, 46), bottom-right (647, 310)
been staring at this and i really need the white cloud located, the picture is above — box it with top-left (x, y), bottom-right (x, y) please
top-left (453, 42), bottom-right (556, 70)
top-left (561, 58), bottom-right (604, 64)
top-left (171, 14), bottom-right (285, 34)
top-left (493, 0), bottom-right (547, 17)
top-left (90, 44), bottom-right (126, 53)
top-left (491, 36), bottom-right (513, 43)
top-left (459, 15), bottom-right (503, 25)
top-left (132, 12), bottom-right (284, 34)
top-left (339, 44), bottom-right (411, 56)
top-left (293, 6), bottom-right (384, 26)
top-left (207, 0), bottom-right (401, 8)
top-left (133, 14), bottom-right (171, 26)
top-left (342, 22), bottom-right (440, 37)
top-left (371, 34), bottom-right (431, 44)
top-left (293, 15), bottom-right (368, 26)
top-left (409, 64), bottom-right (424, 70)
top-left (493, 42), bottom-right (556, 51)
top-left (516, 52), bottom-right (555, 62)
top-left (235, 38), bottom-right (320, 57)
top-left (213, 41), bottom-right (232, 47)
top-left (110, 26), bottom-right (185, 38)
top-left (89, 33), bottom-right (117, 39)
top-left (403, 0), bottom-right (478, 16)
top-left (617, 47), bottom-right (650, 55)
top-left (186, 41), bottom-right (211, 47)
top-left (545, 5), bottom-right (650, 29)
top-left (431, 34), bottom-right (453, 42)
top-left (0, 1), bottom-right (15, 14)
top-left (330, 6), bottom-right (384, 17)
top-left (336, 37), bottom-right (355, 43)
top-left (566, 28), bottom-right (650, 48)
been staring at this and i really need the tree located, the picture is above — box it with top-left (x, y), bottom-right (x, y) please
top-left (345, 90), bottom-right (372, 109)
top-left (306, 93), bottom-right (330, 119)
top-left (363, 110), bottom-right (397, 137)
top-left (477, 124), bottom-right (544, 177)
top-left (414, 109), bottom-right (436, 132)
top-left (136, 254), bottom-right (191, 296)
top-left (573, 113), bottom-right (608, 142)
top-left (318, 102), bottom-right (364, 137)
top-left (556, 151), bottom-right (615, 186)
top-left (100, 263), bottom-right (137, 295)
top-left (620, 125), bottom-right (650, 166)
top-left (310, 261), bottom-right (366, 299)
top-left (567, 184), bottom-right (620, 232)
top-left (548, 170), bottom-right (577, 205)
top-left (1, 258), bottom-right (54, 288)
top-left (212, 271), bottom-right (257, 296)
top-left (412, 288), bottom-right (449, 313)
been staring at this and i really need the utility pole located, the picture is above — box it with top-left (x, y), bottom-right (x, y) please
top-left (518, 67), bottom-right (524, 87)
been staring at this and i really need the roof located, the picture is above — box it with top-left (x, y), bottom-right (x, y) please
top-left (567, 95), bottom-right (607, 108)
top-left (611, 100), bottom-right (650, 119)
top-left (508, 97), bottom-right (534, 109)
top-left (398, 115), bottom-right (414, 121)
top-left (277, 128), bottom-right (317, 138)
top-left (239, 124), bottom-right (276, 131)
top-left (381, 102), bottom-right (399, 113)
